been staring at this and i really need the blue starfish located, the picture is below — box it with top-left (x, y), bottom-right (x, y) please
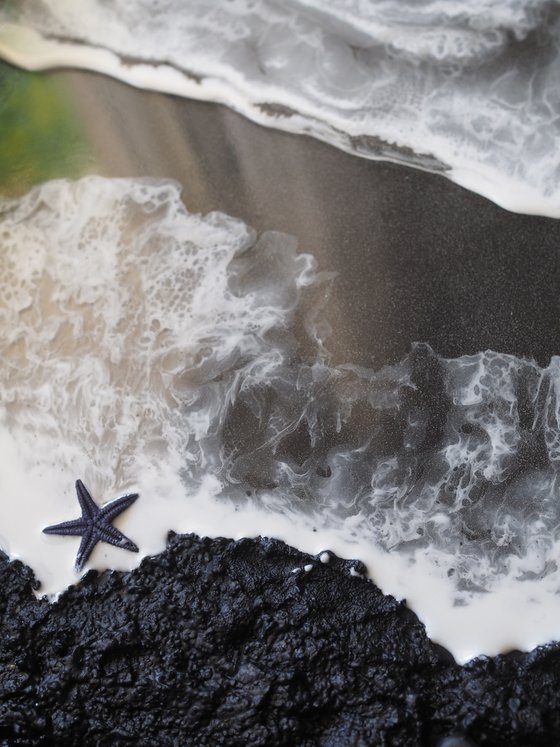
top-left (43, 479), bottom-right (139, 572)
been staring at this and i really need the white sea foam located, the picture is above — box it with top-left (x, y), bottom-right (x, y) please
top-left (1, 0), bottom-right (560, 215)
top-left (3, 176), bottom-right (560, 662)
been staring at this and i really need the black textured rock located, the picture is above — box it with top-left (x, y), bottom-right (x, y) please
top-left (0, 533), bottom-right (558, 746)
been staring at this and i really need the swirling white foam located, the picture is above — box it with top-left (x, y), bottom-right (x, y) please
top-left (1, 0), bottom-right (560, 216)
top-left (3, 176), bottom-right (560, 662)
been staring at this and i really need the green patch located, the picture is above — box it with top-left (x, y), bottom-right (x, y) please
top-left (0, 62), bottom-right (97, 197)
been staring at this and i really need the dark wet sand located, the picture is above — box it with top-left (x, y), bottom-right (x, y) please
top-left (24, 66), bottom-right (560, 370)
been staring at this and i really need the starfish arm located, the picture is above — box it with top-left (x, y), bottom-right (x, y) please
top-left (100, 493), bottom-right (139, 522)
top-left (98, 524), bottom-right (139, 553)
top-left (43, 518), bottom-right (87, 537)
top-left (75, 527), bottom-right (98, 572)
top-left (75, 479), bottom-right (99, 521)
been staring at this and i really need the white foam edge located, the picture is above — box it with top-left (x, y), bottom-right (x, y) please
top-left (173, 478), bottom-right (560, 665)
top-left (1, 22), bottom-right (558, 219)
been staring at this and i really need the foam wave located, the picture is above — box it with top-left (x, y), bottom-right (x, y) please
top-left (0, 176), bottom-right (309, 592)
top-left (3, 176), bottom-right (560, 660)
top-left (1, 1), bottom-right (560, 215)
top-left (210, 342), bottom-right (560, 592)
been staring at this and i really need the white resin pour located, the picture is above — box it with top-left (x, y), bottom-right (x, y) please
top-left (1, 0), bottom-right (560, 216)
top-left (2, 177), bottom-right (560, 663)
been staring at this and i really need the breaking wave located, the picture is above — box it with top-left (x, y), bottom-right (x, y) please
top-left (1, 0), bottom-right (560, 215)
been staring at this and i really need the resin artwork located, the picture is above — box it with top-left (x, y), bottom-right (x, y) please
top-left (1, 0), bottom-right (560, 671)
top-left (0, 176), bottom-right (559, 664)
top-left (0, 0), bottom-right (560, 216)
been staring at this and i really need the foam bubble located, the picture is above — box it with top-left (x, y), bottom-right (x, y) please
top-left (4, 176), bottom-right (560, 661)
top-left (1, 1), bottom-right (560, 215)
